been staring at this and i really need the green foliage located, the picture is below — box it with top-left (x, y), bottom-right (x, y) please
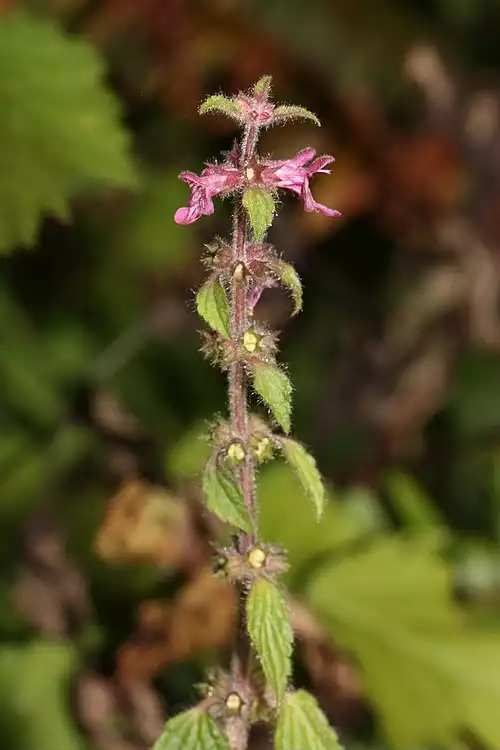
top-left (250, 362), bottom-right (292, 433)
top-left (275, 690), bottom-right (343, 750)
top-left (279, 438), bottom-right (326, 519)
top-left (113, 172), bottom-right (192, 272)
top-left (253, 75), bottom-right (273, 97)
top-left (246, 578), bottom-right (293, 703)
top-left (0, 641), bottom-right (84, 749)
top-left (269, 259), bottom-right (303, 315)
top-left (153, 707), bottom-right (229, 750)
top-left (196, 277), bottom-right (231, 338)
top-left (384, 471), bottom-right (442, 532)
top-left (202, 459), bottom-right (252, 532)
top-left (242, 188), bottom-right (276, 241)
top-left (308, 535), bottom-right (500, 749)
top-left (198, 94), bottom-right (243, 121)
top-left (0, 11), bottom-right (136, 253)
top-left (273, 105), bottom-right (321, 126)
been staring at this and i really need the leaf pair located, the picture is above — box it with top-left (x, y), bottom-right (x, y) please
top-left (196, 277), bottom-right (295, 434)
top-left (153, 691), bottom-right (342, 750)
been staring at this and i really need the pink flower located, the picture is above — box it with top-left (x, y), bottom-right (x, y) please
top-left (174, 165), bottom-right (243, 225)
top-left (261, 148), bottom-right (341, 218)
top-left (174, 148), bottom-right (341, 225)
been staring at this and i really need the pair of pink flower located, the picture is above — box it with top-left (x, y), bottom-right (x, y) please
top-left (174, 148), bottom-right (341, 225)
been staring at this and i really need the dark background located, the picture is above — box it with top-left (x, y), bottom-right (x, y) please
top-left (3, 0), bottom-right (500, 748)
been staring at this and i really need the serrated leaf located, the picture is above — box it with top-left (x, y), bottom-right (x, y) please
top-left (246, 578), bottom-right (293, 703)
top-left (202, 459), bottom-right (252, 532)
top-left (279, 438), bottom-right (325, 519)
top-left (153, 707), bottom-right (229, 750)
top-left (275, 690), bottom-right (343, 750)
top-left (269, 259), bottom-right (303, 315)
top-left (0, 11), bottom-right (136, 254)
top-left (253, 75), bottom-right (273, 97)
top-left (250, 361), bottom-right (292, 433)
top-left (273, 105), bottom-right (321, 127)
top-left (242, 188), bottom-right (275, 241)
top-left (199, 94), bottom-right (242, 121)
top-left (308, 535), bottom-right (500, 749)
top-left (196, 276), bottom-right (231, 338)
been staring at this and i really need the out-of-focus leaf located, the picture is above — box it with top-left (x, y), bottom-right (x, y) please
top-left (94, 480), bottom-right (192, 567)
top-left (384, 471), bottom-right (442, 532)
top-left (0, 641), bottom-right (84, 749)
top-left (308, 534), bottom-right (500, 749)
top-left (0, 11), bottom-right (136, 253)
top-left (165, 421), bottom-right (212, 481)
top-left (258, 464), bottom-right (366, 589)
top-left (114, 172), bottom-right (191, 272)
top-left (118, 568), bottom-right (236, 680)
top-left (450, 351), bottom-right (500, 437)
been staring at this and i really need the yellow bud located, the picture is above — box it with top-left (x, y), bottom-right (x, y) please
top-left (225, 692), bottom-right (243, 714)
top-left (248, 546), bottom-right (267, 569)
top-left (227, 441), bottom-right (245, 463)
top-left (254, 436), bottom-right (271, 461)
top-left (233, 262), bottom-right (245, 282)
top-left (242, 331), bottom-right (259, 353)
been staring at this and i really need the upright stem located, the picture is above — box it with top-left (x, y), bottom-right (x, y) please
top-left (227, 125), bottom-right (259, 750)
top-left (229, 123), bottom-right (259, 543)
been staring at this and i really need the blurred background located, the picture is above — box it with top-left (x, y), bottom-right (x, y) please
top-left (3, 0), bottom-right (500, 748)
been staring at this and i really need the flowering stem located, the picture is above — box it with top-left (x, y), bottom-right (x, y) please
top-left (227, 126), bottom-right (260, 750)
top-left (230, 123), bottom-right (259, 542)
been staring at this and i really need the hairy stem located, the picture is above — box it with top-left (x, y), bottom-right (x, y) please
top-left (227, 125), bottom-right (259, 750)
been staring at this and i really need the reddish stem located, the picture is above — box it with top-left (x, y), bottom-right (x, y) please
top-left (226, 124), bottom-right (259, 750)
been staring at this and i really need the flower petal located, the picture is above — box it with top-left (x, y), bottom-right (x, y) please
top-left (301, 179), bottom-right (342, 217)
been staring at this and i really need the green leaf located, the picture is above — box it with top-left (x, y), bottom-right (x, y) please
top-left (0, 11), bottom-right (136, 254)
top-left (242, 187), bottom-right (275, 241)
top-left (196, 276), bottom-right (231, 338)
top-left (269, 259), bottom-right (303, 315)
top-left (202, 459), bottom-right (252, 532)
top-left (154, 707), bottom-right (229, 750)
top-left (0, 641), bottom-right (84, 749)
top-left (199, 94), bottom-right (242, 121)
top-left (114, 171), bottom-right (191, 272)
top-left (273, 105), bottom-right (321, 127)
top-left (253, 75), bottom-right (273, 97)
top-left (259, 465), bottom-right (367, 589)
top-left (250, 361), bottom-right (292, 433)
top-left (246, 578), bottom-right (293, 703)
top-left (384, 470), bottom-right (442, 532)
top-left (308, 534), bottom-right (500, 749)
top-left (275, 690), bottom-right (343, 750)
top-left (279, 438), bottom-right (326, 519)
